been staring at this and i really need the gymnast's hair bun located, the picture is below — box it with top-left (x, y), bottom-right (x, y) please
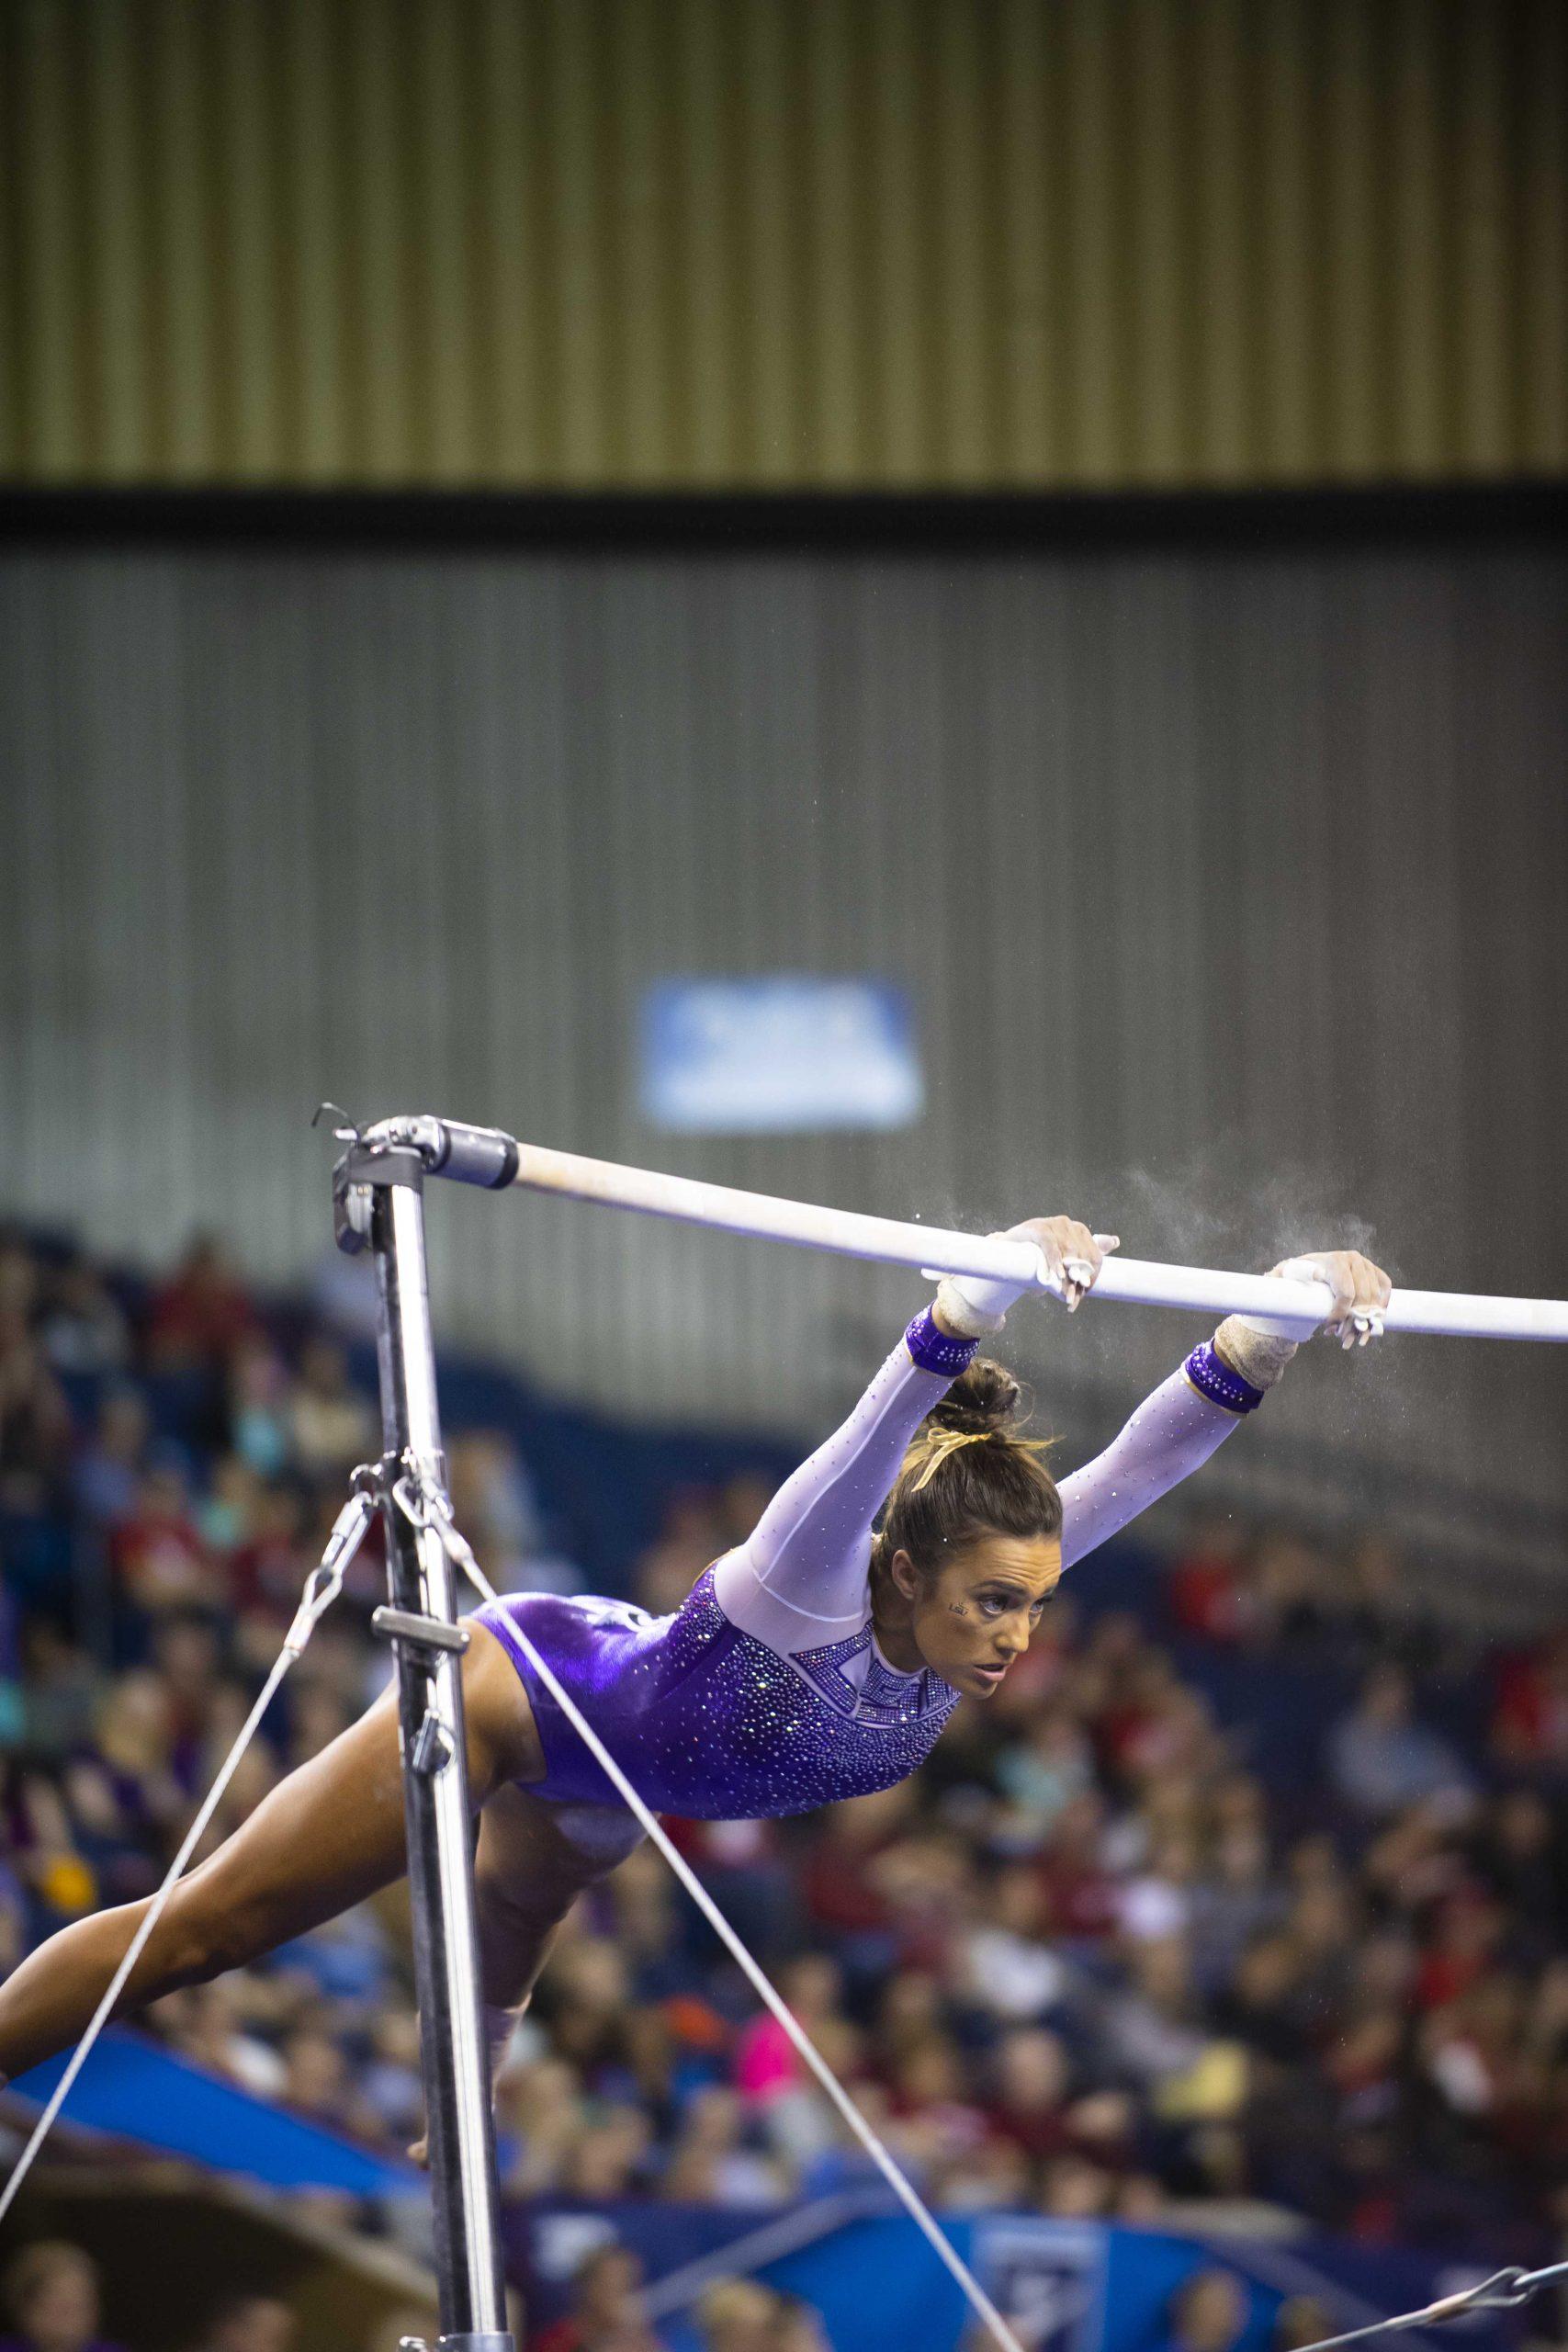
top-left (877, 1354), bottom-right (1061, 1570)
top-left (927, 1356), bottom-right (1022, 1437)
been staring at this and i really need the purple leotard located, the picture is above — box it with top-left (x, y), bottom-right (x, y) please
top-left (472, 1309), bottom-right (1261, 1822)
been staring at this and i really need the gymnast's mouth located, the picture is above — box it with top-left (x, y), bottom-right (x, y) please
top-left (969, 1660), bottom-right (1010, 1689)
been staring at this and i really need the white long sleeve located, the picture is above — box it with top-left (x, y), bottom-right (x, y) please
top-left (713, 1321), bottom-right (1255, 1657)
top-left (1057, 1368), bottom-right (1242, 1570)
top-left (712, 1336), bottom-right (951, 1653)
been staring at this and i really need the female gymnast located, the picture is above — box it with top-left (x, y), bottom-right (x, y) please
top-left (0, 1217), bottom-right (1390, 2103)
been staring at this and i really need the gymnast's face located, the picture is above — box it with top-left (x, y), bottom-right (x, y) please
top-left (889, 1532), bottom-right (1063, 1697)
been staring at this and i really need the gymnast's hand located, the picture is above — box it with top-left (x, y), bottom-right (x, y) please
top-left (935, 1215), bottom-right (1120, 1334)
top-left (1006, 1216), bottom-right (1121, 1315)
top-left (1268, 1248), bottom-right (1393, 1348)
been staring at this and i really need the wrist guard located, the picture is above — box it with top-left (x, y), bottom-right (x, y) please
top-left (1213, 1317), bottom-right (1299, 1392)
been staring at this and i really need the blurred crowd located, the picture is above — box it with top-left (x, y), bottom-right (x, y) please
top-left (0, 2239), bottom-right (295, 2352)
top-left (2, 1223), bottom-right (1567, 2344)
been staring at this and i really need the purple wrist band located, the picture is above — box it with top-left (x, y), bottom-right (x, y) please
top-left (905, 1306), bottom-right (980, 1379)
top-left (1184, 1339), bottom-right (1265, 1416)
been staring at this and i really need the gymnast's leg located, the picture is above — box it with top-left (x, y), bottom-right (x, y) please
top-left (472, 1781), bottom-right (646, 2013)
top-left (0, 1622), bottom-right (538, 2084)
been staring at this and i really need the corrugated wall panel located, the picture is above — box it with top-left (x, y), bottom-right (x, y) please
top-left (3, 536), bottom-right (1566, 1623)
top-left (2, 0), bottom-right (1564, 490)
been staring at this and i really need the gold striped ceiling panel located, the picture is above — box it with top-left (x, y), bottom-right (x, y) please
top-left (1, 0), bottom-right (1563, 491)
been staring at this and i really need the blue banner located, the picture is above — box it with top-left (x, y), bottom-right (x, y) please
top-left (507, 2198), bottom-right (1517, 2352)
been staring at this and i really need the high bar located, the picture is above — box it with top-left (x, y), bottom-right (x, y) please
top-left (360, 1116), bottom-right (1568, 1344)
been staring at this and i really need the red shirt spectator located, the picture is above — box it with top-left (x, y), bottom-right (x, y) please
top-left (1037, 1793), bottom-right (1120, 1942)
top-left (1168, 1544), bottom-right (1249, 1644)
top-left (146, 1238), bottom-right (258, 1371)
top-left (110, 1468), bottom-right (216, 1613)
top-left (986, 2026), bottom-right (1075, 2163)
top-left (1492, 1631), bottom-right (1568, 1770)
top-left (1414, 1892), bottom-right (1502, 2010)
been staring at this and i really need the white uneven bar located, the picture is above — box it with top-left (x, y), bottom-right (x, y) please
top-left (508, 1140), bottom-right (1568, 1343)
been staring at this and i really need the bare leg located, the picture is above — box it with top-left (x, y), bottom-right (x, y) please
top-left (0, 1622), bottom-right (536, 2082)
top-left (473, 1784), bottom-right (646, 2013)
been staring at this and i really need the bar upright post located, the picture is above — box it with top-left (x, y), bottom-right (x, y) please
top-left (367, 1160), bottom-right (512, 2352)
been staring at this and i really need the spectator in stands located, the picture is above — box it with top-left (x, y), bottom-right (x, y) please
top-left (165, 1978), bottom-right (288, 2098)
top-left (1273, 2300), bottom-right (1336, 2352)
top-left (0, 1311), bottom-right (73, 1513)
top-left (1339, 1535), bottom-right (1439, 1675)
top-left (994, 1705), bottom-right (1093, 1840)
top-left (767, 2299), bottom-right (830, 2352)
top-left (532, 2242), bottom-right (659, 2352)
top-left (497, 2055), bottom-right (586, 2196)
top-left (1478, 1788), bottom-right (1565, 1951)
top-left (1, 1219), bottom-right (1564, 2253)
top-left (733, 1952), bottom-right (845, 2112)
top-left (1167, 1517), bottom-right (1254, 1645)
top-left (227, 1340), bottom-right (293, 1481)
top-left (694, 2279), bottom-right (779, 2352)
top-left (278, 2014), bottom-right (380, 2143)
top-left (1041, 2154), bottom-right (1114, 2216)
top-left (1491, 1628), bottom-right (1568, 1772)
top-left (71, 1385), bottom-right (151, 1529)
top-left (37, 1256), bottom-right (130, 1382)
top-left (558, 2103), bottom-right (655, 2201)
top-left (360, 2007), bottom-right (424, 2145)
top-left (1328, 1668), bottom-right (1473, 1819)
top-left (145, 1236), bottom-right (257, 1373)
top-left (66, 1667), bottom-right (185, 1877)
top-left (1100, 1936), bottom-right (1213, 2091)
top-left (287, 1336), bottom-right (375, 1480)
top-left (1159, 2270), bottom-right (1249, 2352)
top-left (18, 1623), bottom-right (101, 1766)
top-left (0, 1238), bottom-right (39, 1323)
top-left (109, 1462), bottom-right (211, 1619)
top-left (632, 1490), bottom-right (727, 1615)
top-left (228, 1479), bottom-right (311, 1629)
top-left (1036, 1791), bottom-right (1120, 1947)
top-left (986, 2025), bottom-right (1073, 2163)
top-left (449, 1431), bottom-right (582, 1599)
top-left (953, 1864), bottom-right (1077, 2025)
top-left (1189, 1803), bottom-right (1280, 1996)
top-left (1248, 1532), bottom-right (1329, 1647)
top-left (0, 2243), bottom-right (124, 2352)
top-left (660, 2086), bottom-right (787, 2207)
top-left (183, 2296), bottom-right (294, 2352)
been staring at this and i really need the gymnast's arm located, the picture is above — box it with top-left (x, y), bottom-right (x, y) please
top-left (1057, 1350), bottom-right (1258, 1571)
top-left (1058, 1247), bottom-right (1393, 1571)
top-left (712, 1212), bottom-right (1115, 1652)
top-left (712, 1306), bottom-right (972, 1652)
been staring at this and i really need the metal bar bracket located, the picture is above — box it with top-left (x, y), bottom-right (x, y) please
top-left (373, 1603), bottom-right (471, 1657)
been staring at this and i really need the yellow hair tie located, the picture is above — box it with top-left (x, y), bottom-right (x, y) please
top-left (907, 1429), bottom-right (1053, 1494)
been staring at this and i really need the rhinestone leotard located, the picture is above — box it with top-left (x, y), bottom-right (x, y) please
top-left (472, 1310), bottom-right (1259, 1821)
